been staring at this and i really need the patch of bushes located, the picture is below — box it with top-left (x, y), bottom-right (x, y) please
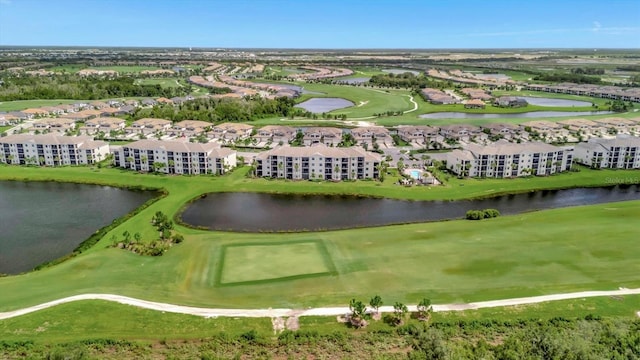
top-left (465, 208), bottom-right (500, 220)
top-left (111, 211), bottom-right (183, 256)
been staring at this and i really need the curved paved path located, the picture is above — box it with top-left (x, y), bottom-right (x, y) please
top-left (1, 288), bottom-right (639, 320)
top-left (403, 95), bottom-right (418, 114)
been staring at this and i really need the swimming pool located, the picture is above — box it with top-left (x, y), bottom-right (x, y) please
top-left (410, 170), bottom-right (421, 179)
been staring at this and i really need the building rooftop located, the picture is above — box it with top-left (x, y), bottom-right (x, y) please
top-left (256, 143), bottom-right (382, 161)
top-left (122, 139), bottom-right (235, 156)
top-left (465, 140), bottom-right (564, 156)
top-left (0, 134), bottom-right (106, 148)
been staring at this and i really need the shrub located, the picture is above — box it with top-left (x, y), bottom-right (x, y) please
top-left (466, 209), bottom-right (500, 220)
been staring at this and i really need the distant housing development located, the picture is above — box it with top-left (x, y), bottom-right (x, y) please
top-left (112, 140), bottom-right (237, 174)
top-left (445, 140), bottom-right (573, 178)
top-left (0, 134), bottom-right (109, 166)
top-left (574, 135), bottom-right (640, 169)
top-left (524, 83), bottom-right (640, 103)
top-left (254, 144), bottom-right (382, 180)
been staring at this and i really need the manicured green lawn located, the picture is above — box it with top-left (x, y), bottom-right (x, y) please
top-left (257, 81), bottom-right (415, 118)
top-left (218, 240), bottom-right (334, 285)
top-left (0, 300), bottom-right (273, 343)
top-left (0, 99), bottom-right (79, 112)
top-left (0, 165), bottom-right (638, 312)
top-left (134, 78), bottom-right (182, 88)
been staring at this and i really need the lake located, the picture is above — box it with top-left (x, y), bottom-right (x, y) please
top-left (517, 96), bottom-right (592, 107)
top-left (180, 185), bottom-right (640, 232)
top-left (334, 77), bottom-right (370, 84)
top-left (262, 83), bottom-right (323, 95)
top-left (419, 110), bottom-right (614, 119)
top-left (382, 69), bottom-right (420, 76)
top-left (295, 98), bottom-right (355, 113)
top-left (0, 181), bottom-right (156, 274)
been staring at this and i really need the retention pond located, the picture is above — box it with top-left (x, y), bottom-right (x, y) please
top-left (180, 185), bottom-right (640, 232)
top-left (0, 181), bottom-right (156, 274)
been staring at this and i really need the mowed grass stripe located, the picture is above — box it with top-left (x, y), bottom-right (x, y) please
top-left (217, 240), bottom-right (335, 286)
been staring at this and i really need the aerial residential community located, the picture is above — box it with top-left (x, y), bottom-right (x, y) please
top-left (0, 0), bottom-right (639, 358)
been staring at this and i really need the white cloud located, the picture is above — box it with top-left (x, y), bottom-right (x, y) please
top-left (593, 21), bottom-right (602, 32)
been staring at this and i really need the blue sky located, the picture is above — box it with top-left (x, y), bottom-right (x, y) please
top-left (0, 0), bottom-right (639, 48)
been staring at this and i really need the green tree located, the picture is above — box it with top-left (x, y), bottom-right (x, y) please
top-left (392, 302), bottom-right (408, 326)
top-left (349, 298), bottom-right (367, 328)
top-left (417, 298), bottom-right (433, 321)
top-left (369, 295), bottom-right (383, 317)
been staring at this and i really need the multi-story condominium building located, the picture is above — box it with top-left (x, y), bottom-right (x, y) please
top-left (573, 135), bottom-right (640, 169)
top-left (254, 144), bottom-right (382, 181)
top-left (0, 134), bottom-right (109, 166)
top-left (112, 139), bottom-right (237, 175)
top-left (445, 140), bottom-right (573, 178)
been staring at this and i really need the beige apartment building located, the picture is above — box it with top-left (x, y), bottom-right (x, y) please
top-left (255, 144), bottom-right (382, 180)
top-left (445, 140), bottom-right (573, 178)
top-left (0, 134), bottom-right (109, 166)
top-left (573, 135), bottom-right (640, 169)
top-left (112, 139), bottom-right (237, 175)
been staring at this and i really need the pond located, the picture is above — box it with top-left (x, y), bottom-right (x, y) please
top-left (419, 110), bottom-right (614, 119)
top-left (516, 96), bottom-right (592, 107)
top-left (180, 185), bottom-right (640, 232)
top-left (382, 69), bottom-right (420, 76)
top-left (262, 83), bottom-right (323, 95)
top-left (0, 181), bottom-right (156, 275)
top-left (334, 77), bottom-right (370, 84)
top-left (295, 98), bottom-right (355, 113)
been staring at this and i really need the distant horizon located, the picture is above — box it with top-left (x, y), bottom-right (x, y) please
top-left (1, 0), bottom-right (639, 48)
top-left (1, 45), bottom-right (639, 51)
